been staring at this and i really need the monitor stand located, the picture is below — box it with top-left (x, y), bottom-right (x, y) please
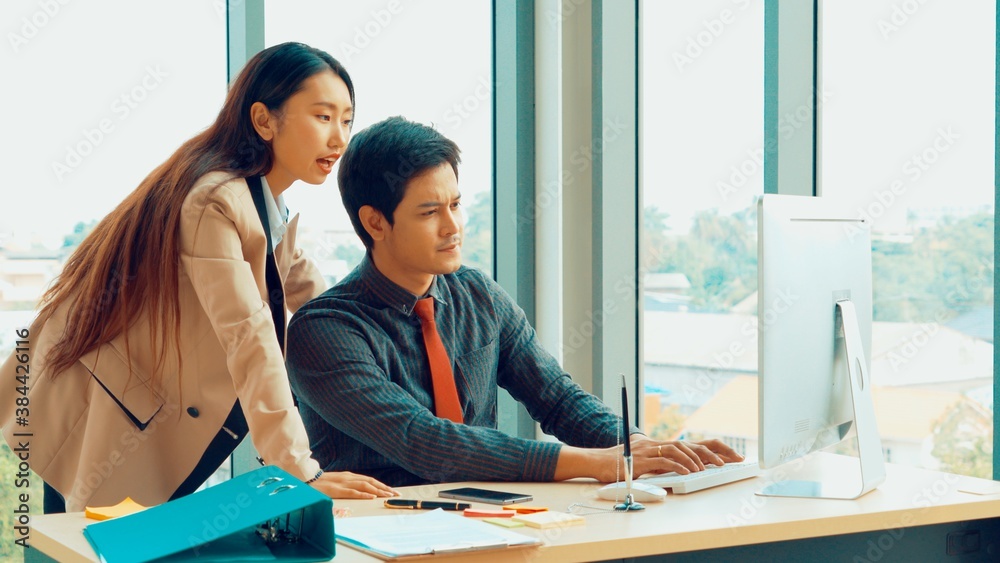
top-left (757, 299), bottom-right (886, 500)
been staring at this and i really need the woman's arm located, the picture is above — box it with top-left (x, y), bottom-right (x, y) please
top-left (179, 178), bottom-right (391, 497)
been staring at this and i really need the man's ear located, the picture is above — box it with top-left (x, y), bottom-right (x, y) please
top-left (250, 101), bottom-right (277, 141)
top-left (359, 205), bottom-right (388, 242)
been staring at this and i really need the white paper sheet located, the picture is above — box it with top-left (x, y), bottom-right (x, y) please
top-left (335, 509), bottom-right (542, 559)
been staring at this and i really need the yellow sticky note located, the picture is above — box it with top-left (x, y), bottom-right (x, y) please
top-left (85, 497), bottom-right (148, 521)
top-left (512, 510), bottom-right (585, 529)
top-left (483, 517), bottom-right (525, 528)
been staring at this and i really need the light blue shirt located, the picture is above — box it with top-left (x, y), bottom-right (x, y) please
top-left (260, 176), bottom-right (288, 248)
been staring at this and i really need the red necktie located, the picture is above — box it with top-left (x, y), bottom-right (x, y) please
top-left (413, 298), bottom-right (464, 423)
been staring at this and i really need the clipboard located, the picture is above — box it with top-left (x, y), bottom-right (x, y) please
top-left (334, 509), bottom-right (542, 560)
top-left (82, 466), bottom-right (334, 562)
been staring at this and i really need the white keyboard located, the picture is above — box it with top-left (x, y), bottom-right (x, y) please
top-left (637, 461), bottom-right (760, 494)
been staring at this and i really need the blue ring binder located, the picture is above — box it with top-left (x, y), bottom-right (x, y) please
top-left (82, 466), bottom-right (335, 562)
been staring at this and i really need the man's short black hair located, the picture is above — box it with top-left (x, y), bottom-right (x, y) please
top-left (338, 116), bottom-right (461, 249)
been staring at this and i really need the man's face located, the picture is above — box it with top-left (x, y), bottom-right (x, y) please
top-left (372, 162), bottom-right (463, 294)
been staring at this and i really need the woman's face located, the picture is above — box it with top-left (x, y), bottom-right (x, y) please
top-left (264, 70), bottom-right (353, 193)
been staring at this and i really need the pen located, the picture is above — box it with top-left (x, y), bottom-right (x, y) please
top-left (384, 499), bottom-right (471, 511)
top-left (621, 374), bottom-right (630, 460)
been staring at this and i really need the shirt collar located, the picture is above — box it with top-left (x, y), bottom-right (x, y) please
top-left (260, 176), bottom-right (288, 247)
top-left (358, 253), bottom-right (448, 315)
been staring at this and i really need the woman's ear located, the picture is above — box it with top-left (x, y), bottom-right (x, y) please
top-left (250, 101), bottom-right (276, 141)
top-left (359, 206), bottom-right (387, 243)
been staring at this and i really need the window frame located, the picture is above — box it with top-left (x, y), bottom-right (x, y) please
top-left (227, 1), bottom-right (999, 478)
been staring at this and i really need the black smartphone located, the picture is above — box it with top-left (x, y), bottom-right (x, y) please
top-left (438, 487), bottom-right (533, 505)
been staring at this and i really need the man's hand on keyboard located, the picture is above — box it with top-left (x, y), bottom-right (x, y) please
top-left (553, 438), bottom-right (745, 483)
top-left (627, 437), bottom-right (745, 480)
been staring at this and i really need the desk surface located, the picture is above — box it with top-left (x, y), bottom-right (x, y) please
top-left (29, 453), bottom-right (1000, 562)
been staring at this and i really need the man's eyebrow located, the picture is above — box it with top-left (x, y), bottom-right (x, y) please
top-left (416, 194), bottom-right (462, 208)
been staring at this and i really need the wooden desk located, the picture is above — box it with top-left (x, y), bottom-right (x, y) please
top-left (26, 454), bottom-right (1000, 562)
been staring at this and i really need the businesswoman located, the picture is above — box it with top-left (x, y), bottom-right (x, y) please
top-left (0, 42), bottom-right (395, 513)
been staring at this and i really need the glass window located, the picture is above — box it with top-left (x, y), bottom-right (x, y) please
top-left (0, 1), bottom-right (226, 556)
top-left (821, 1), bottom-right (995, 478)
top-left (639, 0), bottom-right (765, 460)
top-left (264, 1), bottom-right (494, 280)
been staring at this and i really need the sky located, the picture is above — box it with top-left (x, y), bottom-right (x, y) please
top-left (1, 0), bottom-right (994, 248)
top-left (640, 0), bottom-right (995, 234)
top-left (2, 1), bottom-right (227, 247)
top-left (265, 0), bottom-right (492, 239)
top-left (1, 0), bottom-right (491, 249)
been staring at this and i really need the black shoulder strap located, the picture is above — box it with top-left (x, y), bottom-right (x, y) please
top-left (246, 176), bottom-right (286, 352)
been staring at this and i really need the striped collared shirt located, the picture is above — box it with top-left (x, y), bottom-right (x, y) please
top-left (286, 254), bottom-right (623, 486)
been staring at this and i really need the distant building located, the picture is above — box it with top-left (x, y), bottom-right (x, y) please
top-left (642, 310), bottom-right (994, 468)
top-left (678, 375), bottom-right (984, 467)
top-left (295, 228), bottom-right (364, 285)
top-left (644, 272), bottom-right (691, 295)
top-left (946, 306), bottom-right (993, 343)
top-left (643, 273), bottom-right (695, 312)
top-left (907, 204), bottom-right (994, 231)
top-left (0, 250), bottom-right (61, 306)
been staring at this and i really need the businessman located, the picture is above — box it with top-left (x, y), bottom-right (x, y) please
top-left (286, 116), bottom-right (743, 487)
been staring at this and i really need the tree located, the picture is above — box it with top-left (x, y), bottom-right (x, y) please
top-left (461, 191), bottom-right (492, 274)
top-left (333, 243), bottom-right (364, 267)
top-left (646, 402), bottom-right (687, 442)
top-left (872, 213), bottom-right (993, 323)
top-left (641, 205), bottom-right (671, 272)
top-left (930, 399), bottom-right (992, 479)
top-left (648, 208), bottom-right (757, 312)
top-left (62, 220), bottom-right (97, 249)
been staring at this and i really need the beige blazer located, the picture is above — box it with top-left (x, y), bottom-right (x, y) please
top-left (0, 172), bottom-right (325, 511)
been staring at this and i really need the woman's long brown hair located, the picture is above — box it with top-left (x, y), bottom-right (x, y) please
top-left (38, 42), bottom-right (354, 382)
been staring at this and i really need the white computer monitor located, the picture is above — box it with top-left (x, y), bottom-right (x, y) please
top-left (756, 194), bottom-right (885, 499)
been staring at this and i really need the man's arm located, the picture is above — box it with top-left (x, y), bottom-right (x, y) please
top-left (286, 308), bottom-right (563, 483)
top-left (482, 272), bottom-right (744, 480)
top-left (483, 272), bottom-right (623, 448)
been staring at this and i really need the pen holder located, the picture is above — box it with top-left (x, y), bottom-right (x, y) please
top-left (615, 455), bottom-right (645, 512)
